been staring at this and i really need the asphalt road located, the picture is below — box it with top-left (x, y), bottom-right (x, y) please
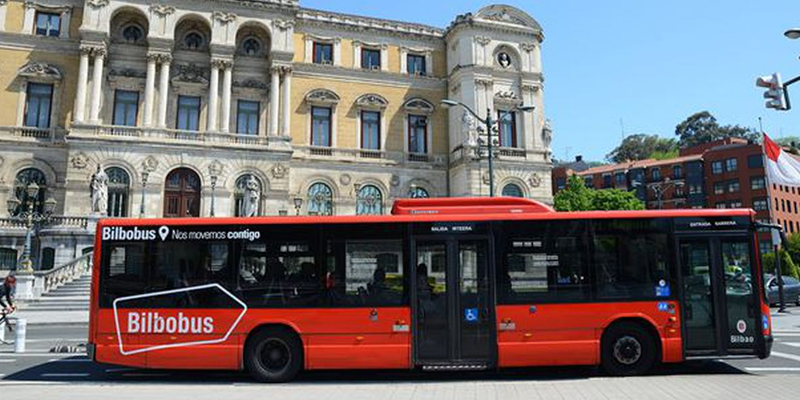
top-left (1, 314), bottom-right (800, 397)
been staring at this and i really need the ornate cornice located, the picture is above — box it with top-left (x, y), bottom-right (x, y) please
top-left (171, 63), bottom-right (208, 85)
top-left (273, 19), bottom-right (295, 31)
top-left (355, 93), bottom-right (389, 109)
top-left (233, 78), bottom-right (268, 90)
top-left (297, 8), bottom-right (444, 40)
top-left (213, 11), bottom-right (237, 25)
top-left (17, 61), bottom-right (63, 81)
top-left (305, 88), bottom-right (340, 105)
top-left (86, 0), bottom-right (109, 9)
top-left (149, 4), bottom-right (176, 17)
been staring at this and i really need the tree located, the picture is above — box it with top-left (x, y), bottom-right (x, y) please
top-left (761, 250), bottom-right (800, 280)
top-left (675, 111), bottom-right (759, 148)
top-left (774, 136), bottom-right (800, 155)
top-left (783, 233), bottom-right (800, 273)
top-left (554, 175), bottom-right (594, 211)
top-left (605, 134), bottom-right (677, 163)
top-left (554, 175), bottom-right (645, 212)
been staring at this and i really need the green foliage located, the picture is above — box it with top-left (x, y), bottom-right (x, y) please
top-left (605, 134), bottom-right (678, 163)
top-left (762, 250), bottom-right (800, 280)
top-left (774, 136), bottom-right (800, 155)
top-left (782, 234), bottom-right (800, 277)
top-left (554, 175), bottom-right (594, 211)
top-left (674, 111), bottom-right (759, 148)
top-left (554, 175), bottom-right (645, 212)
top-left (650, 149), bottom-right (680, 160)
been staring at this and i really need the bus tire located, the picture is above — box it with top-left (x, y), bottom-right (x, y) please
top-left (601, 322), bottom-right (656, 376)
top-left (245, 327), bottom-right (303, 383)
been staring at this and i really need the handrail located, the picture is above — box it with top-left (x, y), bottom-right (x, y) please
top-left (33, 253), bottom-right (92, 295)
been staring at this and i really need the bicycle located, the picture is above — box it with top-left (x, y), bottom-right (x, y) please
top-left (0, 307), bottom-right (16, 345)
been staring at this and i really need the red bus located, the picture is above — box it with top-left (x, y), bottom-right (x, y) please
top-left (88, 198), bottom-right (772, 382)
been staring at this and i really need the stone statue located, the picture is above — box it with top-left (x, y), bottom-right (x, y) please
top-left (90, 164), bottom-right (109, 215)
top-left (462, 110), bottom-right (478, 147)
top-left (498, 52), bottom-right (511, 68)
top-left (542, 119), bottom-right (553, 151)
top-left (243, 175), bottom-right (260, 217)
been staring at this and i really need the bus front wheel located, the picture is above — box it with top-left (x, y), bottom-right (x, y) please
top-left (601, 322), bottom-right (656, 376)
top-left (245, 327), bottom-right (303, 383)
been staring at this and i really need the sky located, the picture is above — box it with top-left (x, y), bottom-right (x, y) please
top-left (302, 0), bottom-right (800, 162)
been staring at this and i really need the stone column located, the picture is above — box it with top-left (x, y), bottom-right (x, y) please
top-left (220, 61), bottom-right (233, 133)
top-left (157, 55), bottom-right (172, 128)
top-left (280, 67), bottom-right (292, 136)
top-left (73, 46), bottom-right (91, 123)
top-left (88, 48), bottom-right (106, 124)
top-left (143, 54), bottom-right (157, 127)
top-left (207, 60), bottom-right (221, 132)
top-left (269, 66), bottom-right (280, 136)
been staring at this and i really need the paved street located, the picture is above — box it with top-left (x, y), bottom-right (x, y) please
top-left (1, 312), bottom-right (800, 399)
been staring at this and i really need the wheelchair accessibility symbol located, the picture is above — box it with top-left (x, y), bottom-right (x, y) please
top-left (464, 308), bottom-right (479, 323)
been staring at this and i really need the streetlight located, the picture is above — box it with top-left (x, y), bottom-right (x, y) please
top-left (293, 197), bottom-right (303, 216)
top-left (440, 99), bottom-right (535, 197)
top-left (6, 182), bottom-right (56, 274)
top-left (633, 177), bottom-right (684, 209)
top-left (785, 28), bottom-right (800, 40)
top-left (209, 175), bottom-right (218, 217)
top-left (139, 171), bottom-right (149, 218)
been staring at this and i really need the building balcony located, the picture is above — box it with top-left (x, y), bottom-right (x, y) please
top-left (293, 145), bottom-right (447, 168)
top-left (0, 216), bottom-right (90, 234)
top-left (67, 124), bottom-right (283, 150)
top-left (0, 126), bottom-right (65, 143)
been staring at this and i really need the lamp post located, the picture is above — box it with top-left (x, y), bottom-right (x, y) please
top-left (210, 175), bottom-right (218, 217)
top-left (6, 182), bottom-right (56, 274)
top-left (633, 177), bottom-right (684, 209)
top-left (440, 99), bottom-right (535, 197)
top-left (293, 197), bottom-right (303, 216)
top-left (139, 171), bottom-right (149, 219)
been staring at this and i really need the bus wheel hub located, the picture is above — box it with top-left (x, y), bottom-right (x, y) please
top-left (613, 336), bottom-right (642, 365)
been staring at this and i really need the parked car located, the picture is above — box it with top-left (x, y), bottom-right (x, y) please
top-left (765, 274), bottom-right (800, 306)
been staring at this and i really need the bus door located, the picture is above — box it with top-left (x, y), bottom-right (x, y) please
top-left (678, 235), bottom-right (761, 357)
top-left (411, 227), bottom-right (495, 368)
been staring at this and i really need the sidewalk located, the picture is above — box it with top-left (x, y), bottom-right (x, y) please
top-left (770, 308), bottom-right (800, 331)
top-left (8, 310), bottom-right (88, 326)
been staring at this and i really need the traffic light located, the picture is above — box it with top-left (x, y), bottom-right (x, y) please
top-left (756, 73), bottom-right (786, 110)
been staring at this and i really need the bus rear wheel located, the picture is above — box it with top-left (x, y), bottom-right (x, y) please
top-left (245, 327), bottom-right (303, 383)
top-left (601, 322), bottom-right (656, 376)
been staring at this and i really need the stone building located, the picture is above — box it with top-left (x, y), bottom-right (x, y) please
top-left (0, 0), bottom-right (551, 270)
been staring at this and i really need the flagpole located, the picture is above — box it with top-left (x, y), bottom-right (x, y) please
top-left (761, 131), bottom-right (788, 312)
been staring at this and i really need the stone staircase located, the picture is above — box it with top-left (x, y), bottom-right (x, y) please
top-left (21, 274), bottom-right (91, 312)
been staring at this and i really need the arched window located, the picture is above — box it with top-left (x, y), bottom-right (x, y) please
top-left (184, 32), bottom-right (204, 50)
top-left (122, 24), bottom-right (144, 43)
top-left (106, 167), bottom-right (130, 217)
top-left (164, 168), bottom-right (201, 218)
top-left (356, 185), bottom-right (383, 215)
top-left (242, 37), bottom-right (261, 56)
top-left (12, 168), bottom-right (47, 215)
top-left (234, 174), bottom-right (263, 217)
top-left (408, 186), bottom-right (429, 198)
top-left (502, 183), bottom-right (524, 198)
top-left (308, 182), bottom-right (333, 216)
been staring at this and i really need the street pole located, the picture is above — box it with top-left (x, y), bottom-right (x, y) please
top-left (139, 171), bottom-right (148, 219)
top-left (485, 108), bottom-right (495, 197)
top-left (776, 242), bottom-right (787, 312)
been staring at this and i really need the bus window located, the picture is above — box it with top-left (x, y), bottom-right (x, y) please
top-left (100, 243), bottom-right (147, 308)
top-left (238, 238), bottom-right (319, 307)
top-left (497, 220), bottom-right (590, 304)
top-left (344, 240), bottom-right (404, 306)
top-left (592, 219), bottom-right (672, 300)
top-left (149, 240), bottom-right (237, 308)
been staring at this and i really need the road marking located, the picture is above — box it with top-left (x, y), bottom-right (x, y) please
top-left (0, 359), bottom-right (14, 363)
top-left (40, 373), bottom-right (90, 378)
top-left (0, 353), bottom-right (86, 357)
top-left (746, 367), bottom-right (800, 372)
top-left (48, 358), bottom-right (91, 363)
top-left (771, 351), bottom-right (800, 363)
top-left (782, 342), bottom-right (800, 348)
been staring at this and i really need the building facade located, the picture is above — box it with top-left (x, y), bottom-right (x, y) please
top-left (553, 138), bottom-right (800, 253)
top-left (0, 1), bottom-right (552, 270)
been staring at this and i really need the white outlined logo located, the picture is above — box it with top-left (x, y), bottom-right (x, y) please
top-left (112, 284), bottom-right (248, 356)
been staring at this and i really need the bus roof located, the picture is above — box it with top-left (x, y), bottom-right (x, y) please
top-left (97, 198), bottom-right (756, 228)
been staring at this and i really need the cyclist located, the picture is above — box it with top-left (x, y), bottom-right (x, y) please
top-left (0, 275), bottom-right (16, 315)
